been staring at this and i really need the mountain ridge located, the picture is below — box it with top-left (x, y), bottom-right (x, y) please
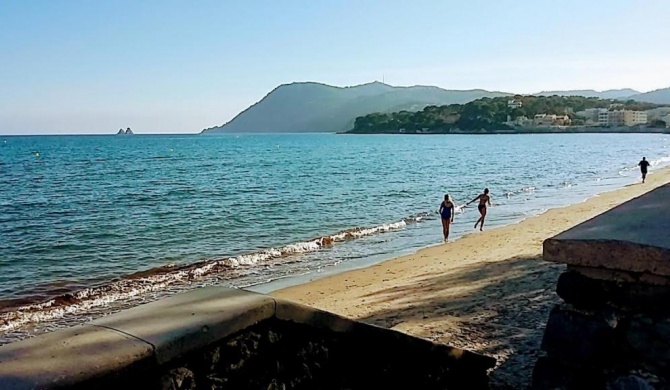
top-left (534, 89), bottom-right (641, 99)
top-left (202, 82), bottom-right (670, 134)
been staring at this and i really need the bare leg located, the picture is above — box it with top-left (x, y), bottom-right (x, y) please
top-left (480, 208), bottom-right (487, 231)
top-left (445, 220), bottom-right (451, 242)
top-left (475, 207), bottom-right (484, 229)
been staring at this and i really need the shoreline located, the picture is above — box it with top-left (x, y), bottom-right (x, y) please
top-left (248, 172), bottom-right (645, 295)
top-left (272, 167), bottom-right (670, 389)
top-left (341, 127), bottom-right (669, 135)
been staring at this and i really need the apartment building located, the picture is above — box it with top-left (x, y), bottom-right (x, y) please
top-left (598, 110), bottom-right (647, 127)
top-left (623, 110), bottom-right (647, 126)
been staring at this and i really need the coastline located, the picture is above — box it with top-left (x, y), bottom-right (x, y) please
top-left (341, 126), bottom-right (669, 135)
top-left (272, 167), bottom-right (670, 388)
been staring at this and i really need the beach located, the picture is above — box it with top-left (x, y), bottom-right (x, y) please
top-left (273, 167), bottom-right (670, 389)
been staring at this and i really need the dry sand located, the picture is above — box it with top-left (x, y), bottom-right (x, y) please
top-left (273, 168), bottom-right (670, 389)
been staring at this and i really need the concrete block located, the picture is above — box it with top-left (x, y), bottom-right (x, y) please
top-left (626, 315), bottom-right (670, 364)
top-left (544, 183), bottom-right (670, 277)
top-left (92, 287), bottom-right (275, 364)
top-left (557, 270), bottom-right (608, 308)
top-left (541, 305), bottom-right (618, 365)
top-left (0, 325), bottom-right (154, 390)
top-left (558, 269), bottom-right (670, 313)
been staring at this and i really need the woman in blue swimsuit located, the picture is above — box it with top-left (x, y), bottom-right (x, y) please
top-left (439, 194), bottom-right (455, 242)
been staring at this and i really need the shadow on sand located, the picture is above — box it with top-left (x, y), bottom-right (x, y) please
top-left (355, 255), bottom-right (566, 389)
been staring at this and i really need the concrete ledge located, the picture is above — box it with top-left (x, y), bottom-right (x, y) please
top-left (544, 184), bottom-right (670, 276)
top-left (0, 287), bottom-right (496, 388)
top-left (91, 287), bottom-right (275, 364)
top-left (0, 325), bottom-right (154, 390)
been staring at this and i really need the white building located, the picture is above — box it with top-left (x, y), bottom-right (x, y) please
top-left (507, 100), bottom-right (523, 109)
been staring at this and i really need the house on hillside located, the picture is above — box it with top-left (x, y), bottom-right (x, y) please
top-left (533, 114), bottom-right (572, 127)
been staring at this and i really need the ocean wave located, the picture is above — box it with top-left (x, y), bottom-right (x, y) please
top-left (0, 212), bottom-right (432, 334)
top-left (503, 186), bottom-right (536, 198)
top-left (651, 155), bottom-right (670, 167)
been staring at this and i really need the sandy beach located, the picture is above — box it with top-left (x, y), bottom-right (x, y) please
top-left (273, 168), bottom-right (670, 389)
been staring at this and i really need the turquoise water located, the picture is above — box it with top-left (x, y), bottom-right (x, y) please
top-left (1, 133), bottom-right (669, 340)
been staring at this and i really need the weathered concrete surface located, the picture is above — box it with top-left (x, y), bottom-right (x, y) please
top-left (0, 325), bottom-right (154, 390)
top-left (91, 287), bottom-right (275, 364)
top-left (569, 265), bottom-right (670, 286)
top-left (544, 184), bottom-right (670, 276)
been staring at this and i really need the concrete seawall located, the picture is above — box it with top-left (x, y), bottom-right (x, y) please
top-left (532, 183), bottom-right (670, 388)
top-left (0, 288), bottom-right (495, 389)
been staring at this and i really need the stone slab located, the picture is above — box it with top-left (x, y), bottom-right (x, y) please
top-left (544, 184), bottom-right (670, 276)
top-left (569, 265), bottom-right (670, 286)
top-left (275, 298), bottom-right (496, 372)
top-left (540, 304), bottom-right (618, 365)
top-left (91, 287), bottom-right (275, 364)
top-left (0, 325), bottom-right (154, 390)
top-left (558, 268), bottom-right (670, 313)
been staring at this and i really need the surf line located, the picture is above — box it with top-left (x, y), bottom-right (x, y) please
top-left (0, 211), bottom-right (434, 333)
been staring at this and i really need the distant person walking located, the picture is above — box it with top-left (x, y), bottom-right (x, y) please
top-left (439, 194), bottom-right (455, 242)
top-left (467, 188), bottom-right (491, 231)
top-left (638, 157), bottom-right (651, 183)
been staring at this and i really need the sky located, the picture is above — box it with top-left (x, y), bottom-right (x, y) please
top-left (1, 0), bottom-right (670, 134)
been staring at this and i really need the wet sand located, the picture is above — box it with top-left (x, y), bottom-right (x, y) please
top-left (272, 168), bottom-right (670, 389)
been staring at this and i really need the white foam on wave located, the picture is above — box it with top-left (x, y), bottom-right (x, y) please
top-left (651, 155), bottom-right (670, 167)
top-left (0, 212), bottom-right (431, 333)
top-left (503, 186), bottom-right (537, 198)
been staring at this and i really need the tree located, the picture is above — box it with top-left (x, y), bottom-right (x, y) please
top-left (650, 119), bottom-right (667, 128)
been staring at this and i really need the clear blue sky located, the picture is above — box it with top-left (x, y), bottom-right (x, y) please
top-left (2, 0), bottom-right (669, 134)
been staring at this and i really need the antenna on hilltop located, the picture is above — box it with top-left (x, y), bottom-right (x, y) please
top-left (382, 75), bottom-right (385, 84)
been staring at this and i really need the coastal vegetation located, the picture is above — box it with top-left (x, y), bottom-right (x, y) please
top-left (346, 95), bottom-right (667, 134)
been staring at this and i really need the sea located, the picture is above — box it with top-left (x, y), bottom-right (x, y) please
top-left (1, 133), bottom-right (669, 344)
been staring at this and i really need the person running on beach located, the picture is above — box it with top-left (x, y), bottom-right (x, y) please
top-left (467, 188), bottom-right (491, 231)
top-left (638, 157), bottom-right (651, 183)
top-left (439, 194), bottom-right (455, 242)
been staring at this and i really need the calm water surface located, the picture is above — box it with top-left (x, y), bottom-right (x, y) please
top-left (1, 133), bottom-right (669, 341)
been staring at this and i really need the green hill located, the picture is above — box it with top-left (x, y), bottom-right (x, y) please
top-left (201, 82), bottom-right (510, 133)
